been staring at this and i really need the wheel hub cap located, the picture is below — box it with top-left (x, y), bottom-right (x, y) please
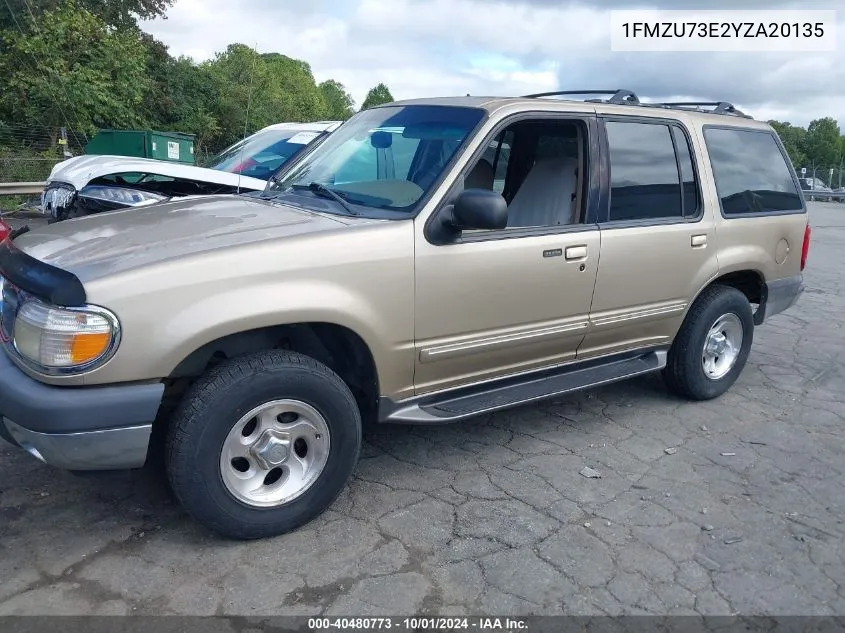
top-left (250, 429), bottom-right (290, 469)
top-left (701, 312), bottom-right (744, 381)
top-left (219, 399), bottom-right (331, 508)
top-left (705, 332), bottom-right (728, 357)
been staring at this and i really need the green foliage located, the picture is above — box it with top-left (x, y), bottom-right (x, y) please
top-left (361, 83), bottom-right (395, 110)
top-left (769, 118), bottom-right (845, 182)
top-left (804, 117), bottom-right (841, 168)
top-left (0, 145), bottom-right (61, 181)
top-left (200, 45), bottom-right (332, 148)
top-left (141, 43), bottom-right (221, 152)
top-left (0, 0), bottom-right (385, 158)
top-left (0, 0), bottom-right (174, 31)
top-left (0, 0), bottom-right (150, 139)
top-left (319, 80), bottom-right (356, 120)
top-left (769, 120), bottom-right (808, 168)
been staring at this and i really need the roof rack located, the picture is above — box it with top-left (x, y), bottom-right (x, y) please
top-left (652, 101), bottom-right (752, 118)
top-left (517, 90), bottom-right (752, 119)
top-left (522, 89), bottom-right (640, 105)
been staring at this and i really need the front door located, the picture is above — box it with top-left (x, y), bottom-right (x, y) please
top-left (413, 114), bottom-right (601, 395)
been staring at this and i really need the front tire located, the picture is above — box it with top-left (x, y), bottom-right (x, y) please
top-left (165, 350), bottom-right (362, 540)
top-left (663, 285), bottom-right (754, 401)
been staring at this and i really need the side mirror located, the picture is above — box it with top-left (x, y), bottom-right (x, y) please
top-left (451, 189), bottom-right (508, 231)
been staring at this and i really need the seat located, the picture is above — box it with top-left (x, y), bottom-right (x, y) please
top-left (506, 157), bottom-right (579, 228)
top-left (464, 158), bottom-right (495, 190)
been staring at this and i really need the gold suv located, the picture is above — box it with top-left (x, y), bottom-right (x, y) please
top-left (0, 89), bottom-right (810, 539)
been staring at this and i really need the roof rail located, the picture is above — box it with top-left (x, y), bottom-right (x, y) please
top-left (654, 101), bottom-right (752, 118)
top-left (517, 91), bottom-right (752, 119)
top-left (522, 89), bottom-right (640, 105)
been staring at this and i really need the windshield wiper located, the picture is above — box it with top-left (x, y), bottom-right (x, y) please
top-left (290, 182), bottom-right (359, 216)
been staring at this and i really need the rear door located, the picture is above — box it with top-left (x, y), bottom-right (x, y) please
top-left (577, 116), bottom-right (720, 359)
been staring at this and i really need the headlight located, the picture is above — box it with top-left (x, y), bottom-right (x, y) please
top-left (40, 183), bottom-right (76, 217)
top-left (79, 185), bottom-right (167, 207)
top-left (13, 299), bottom-right (119, 371)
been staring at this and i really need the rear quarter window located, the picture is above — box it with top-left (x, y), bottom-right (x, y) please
top-left (703, 127), bottom-right (804, 216)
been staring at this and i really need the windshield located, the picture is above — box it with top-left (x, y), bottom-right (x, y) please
top-left (271, 105), bottom-right (485, 214)
top-left (205, 128), bottom-right (325, 180)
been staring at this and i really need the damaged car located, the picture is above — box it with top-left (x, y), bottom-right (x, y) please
top-left (40, 121), bottom-right (342, 222)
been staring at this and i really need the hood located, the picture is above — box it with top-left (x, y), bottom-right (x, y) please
top-left (48, 155), bottom-right (269, 192)
top-left (12, 195), bottom-right (355, 283)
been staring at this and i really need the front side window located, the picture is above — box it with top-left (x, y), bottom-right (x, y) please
top-left (481, 131), bottom-right (513, 194)
top-left (606, 121), bottom-right (683, 222)
top-left (461, 119), bottom-right (584, 229)
top-left (206, 129), bottom-right (325, 180)
top-left (703, 127), bottom-right (803, 215)
top-left (272, 105), bottom-right (485, 215)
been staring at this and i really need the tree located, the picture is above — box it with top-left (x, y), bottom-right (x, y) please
top-left (0, 0), bottom-right (173, 31)
top-left (769, 120), bottom-right (808, 168)
top-left (361, 83), bottom-right (394, 110)
top-left (804, 117), bottom-right (841, 170)
top-left (0, 0), bottom-right (150, 141)
top-left (261, 52), bottom-right (327, 124)
top-left (319, 80), bottom-right (355, 120)
top-left (203, 45), bottom-right (329, 149)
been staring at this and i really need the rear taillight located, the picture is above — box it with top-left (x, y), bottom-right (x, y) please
top-left (800, 224), bottom-right (811, 271)
top-left (0, 219), bottom-right (11, 242)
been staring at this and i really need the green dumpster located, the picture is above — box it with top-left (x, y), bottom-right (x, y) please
top-left (85, 130), bottom-right (196, 165)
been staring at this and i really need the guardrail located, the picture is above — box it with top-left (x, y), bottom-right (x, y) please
top-left (0, 182), bottom-right (46, 196)
top-left (802, 190), bottom-right (844, 201)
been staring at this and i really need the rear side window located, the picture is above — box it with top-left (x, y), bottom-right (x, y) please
top-left (605, 121), bottom-right (697, 222)
top-left (703, 128), bottom-right (803, 215)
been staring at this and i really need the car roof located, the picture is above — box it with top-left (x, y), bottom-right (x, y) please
top-left (384, 93), bottom-right (772, 129)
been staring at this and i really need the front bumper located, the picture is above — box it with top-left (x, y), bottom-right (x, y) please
top-left (0, 351), bottom-right (165, 470)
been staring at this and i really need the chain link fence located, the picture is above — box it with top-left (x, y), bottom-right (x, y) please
top-left (797, 165), bottom-right (845, 192)
top-left (0, 124), bottom-right (89, 212)
top-left (0, 124), bottom-right (88, 181)
top-left (0, 157), bottom-right (65, 182)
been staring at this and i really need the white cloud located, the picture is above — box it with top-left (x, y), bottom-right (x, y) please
top-left (144, 0), bottom-right (845, 126)
top-left (144, 0), bottom-right (608, 106)
top-left (353, 0), bottom-right (607, 57)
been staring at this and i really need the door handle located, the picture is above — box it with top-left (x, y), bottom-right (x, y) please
top-left (565, 245), bottom-right (588, 260)
top-left (691, 234), bottom-right (707, 248)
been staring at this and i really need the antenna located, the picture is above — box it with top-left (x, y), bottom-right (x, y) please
top-left (237, 43), bottom-right (260, 194)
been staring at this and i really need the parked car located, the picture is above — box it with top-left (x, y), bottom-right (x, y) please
top-left (0, 90), bottom-right (809, 540)
top-left (39, 121), bottom-right (342, 221)
top-left (799, 177), bottom-right (831, 192)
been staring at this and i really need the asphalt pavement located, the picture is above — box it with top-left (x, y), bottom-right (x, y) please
top-left (0, 203), bottom-right (843, 616)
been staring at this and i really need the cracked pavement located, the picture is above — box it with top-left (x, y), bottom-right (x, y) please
top-left (1, 202), bottom-right (844, 616)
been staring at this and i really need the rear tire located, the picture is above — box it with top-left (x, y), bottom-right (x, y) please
top-left (663, 285), bottom-right (754, 401)
top-left (165, 350), bottom-right (362, 540)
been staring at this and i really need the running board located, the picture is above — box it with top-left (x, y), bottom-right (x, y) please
top-left (379, 349), bottom-right (667, 424)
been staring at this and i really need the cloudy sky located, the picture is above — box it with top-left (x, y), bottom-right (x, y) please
top-left (145, 0), bottom-right (843, 127)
